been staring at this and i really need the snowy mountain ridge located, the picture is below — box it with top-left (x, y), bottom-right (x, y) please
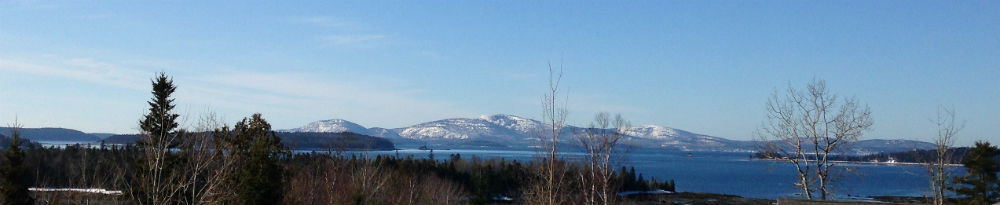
top-left (281, 114), bottom-right (748, 149)
top-left (281, 119), bottom-right (372, 136)
top-left (281, 114), bottom-right (935, 153)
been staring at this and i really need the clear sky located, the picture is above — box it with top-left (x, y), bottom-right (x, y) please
top-left (0, 1), bottom-right (997, 145)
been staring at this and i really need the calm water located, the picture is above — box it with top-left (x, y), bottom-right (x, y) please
top-left (314, 148), bottom-right (962, 199)
top-left (42, 138), bottom-right (955, 200)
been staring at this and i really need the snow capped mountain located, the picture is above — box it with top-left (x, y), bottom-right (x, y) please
top-left (620, 125), bottom-right (736, 150)
top-left (281, 119), bottom-right (372, 136)
top-left (624, 125), bottom-right (682, 140)
top-left (283, 115), bottom-right (723, 148)
top-left (393, 118), bottom-right (523, 142)
top-left (480, 114), bottom-right (543, 134)
top-left (368, 127), bottom-right (403, 139)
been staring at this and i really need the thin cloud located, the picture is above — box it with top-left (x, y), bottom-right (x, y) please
top-left (190, 70), bottom-right (460, 112)
top-left (0, 56), bottom-right (469, 129)
top-left (0, 57), bottom-right (149, 90)
top-left (181, 70), bottom-right (471, 128)
top-left (290, 15), bottom-right (392, 49)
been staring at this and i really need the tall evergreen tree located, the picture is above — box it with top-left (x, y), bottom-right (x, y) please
top-left (140, 72), bottom-right (180, 147)
top-left (135, 72), bottom-right (184, 205)
top-left (954, 141), bottom-right (1000, 205)
top-left (1, 126), bottom-right (34, 205)
top-left (229, 113), bottom-right (285, 205)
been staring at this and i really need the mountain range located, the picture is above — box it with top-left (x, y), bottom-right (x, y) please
top-left (280, 114), bottom-right (936, 154)
top-left (0, 115), bottom-right (937, 154)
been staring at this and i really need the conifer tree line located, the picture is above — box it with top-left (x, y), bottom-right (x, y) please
top-left (0, 72), bottom-right (677, 205)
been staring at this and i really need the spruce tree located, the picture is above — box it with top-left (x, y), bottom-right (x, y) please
top-left (140, 72), bottom-right (180, 147)
top-left (135, 72), bottom-right (182, 205)
top-left (231, 113), bottom-right (285, 205)
top-left (1, 127), bottom-right (34, 205)
top-left (954, 141), bottom-right (1000, 205)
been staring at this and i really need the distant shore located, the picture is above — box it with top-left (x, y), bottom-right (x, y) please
top-left (751, 157), bottom-right (962, 167)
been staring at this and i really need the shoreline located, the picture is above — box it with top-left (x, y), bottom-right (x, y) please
top-left (751, 157), bottom-right (962, 167)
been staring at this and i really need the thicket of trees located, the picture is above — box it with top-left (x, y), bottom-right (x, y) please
top-left (2, 143), bottom-right (673, 205)
top-left (2, 125), bottom-right (34, 205)
top-left (952, 141), bottom-right (1000, 205)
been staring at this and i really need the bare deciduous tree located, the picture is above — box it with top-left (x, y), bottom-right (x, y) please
top-left (529, 62), bottom-right (569, 205)
top-left (757, 79), bottom-right (873, 200)
top-left (930, 107), bottom-right (962, 205)
top-left (351, 157), bottom-right (391, 204)
top-left (180, 111), bottom-right (234, 205)
top-left (577, 113), bottom-right (630, 205)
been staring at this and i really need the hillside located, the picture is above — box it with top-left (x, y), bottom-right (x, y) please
top-left (278, 132), bottom-right (395, 151)
top-left (829, 147), bottom-right (999, 164)
top-left (0, 127), bottom-right (100, 142)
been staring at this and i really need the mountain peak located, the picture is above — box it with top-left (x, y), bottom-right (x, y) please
top-left (282, 119), bottom-right (371, 135)
top-left (625, 125), bottom-right (681, 139)
top-left (479, 114), bottom-right (527, 120)
top-left (479, 114), bottom-right (542, 133)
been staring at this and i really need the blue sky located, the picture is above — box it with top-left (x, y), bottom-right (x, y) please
top-left (0, 1), bottom-right (997, 145)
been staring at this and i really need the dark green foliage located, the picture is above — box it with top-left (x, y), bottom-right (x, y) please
top-left (276, 132), bottom-right (395, 150)
top-left (1, 129), bottom-right (34, 205)
top-left (953, 141), bottom-right (1000, 204)
top-left (132, 72), bottom-right (185, 204)
top-left (27, 144), bottom-right (139, 188)
top-left (102, 134), bottom-right (141, 144)
top-left (227, 114), bottom-right (287, 205)
top-left (620, 166), bottom-right (675, 192)
top-left (139, 72), bottom-right (180, 148)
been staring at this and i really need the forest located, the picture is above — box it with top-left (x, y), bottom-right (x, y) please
top-left (0, 142), bottom-right (671, 205)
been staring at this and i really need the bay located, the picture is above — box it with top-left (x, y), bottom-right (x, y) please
top-left (311, 148), bottom-right (962, 199)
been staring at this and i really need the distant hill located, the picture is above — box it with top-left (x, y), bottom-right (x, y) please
top-left (830, 147), bottom-right (1000, 164)
top-left (0, 127), bottom-right (100, 142)
top-left (101, 132), bottom-right (395, 151)
top-left (278, 132), bottom-right (394, 151)
top-left (757, 138), bottom-right (935, 156)
top-left (87, 133), bottom-right (118, 139)
top-left (102, 134), bottom-right (141, 144)
top-left (845, 139), bottom-right (936, 154)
